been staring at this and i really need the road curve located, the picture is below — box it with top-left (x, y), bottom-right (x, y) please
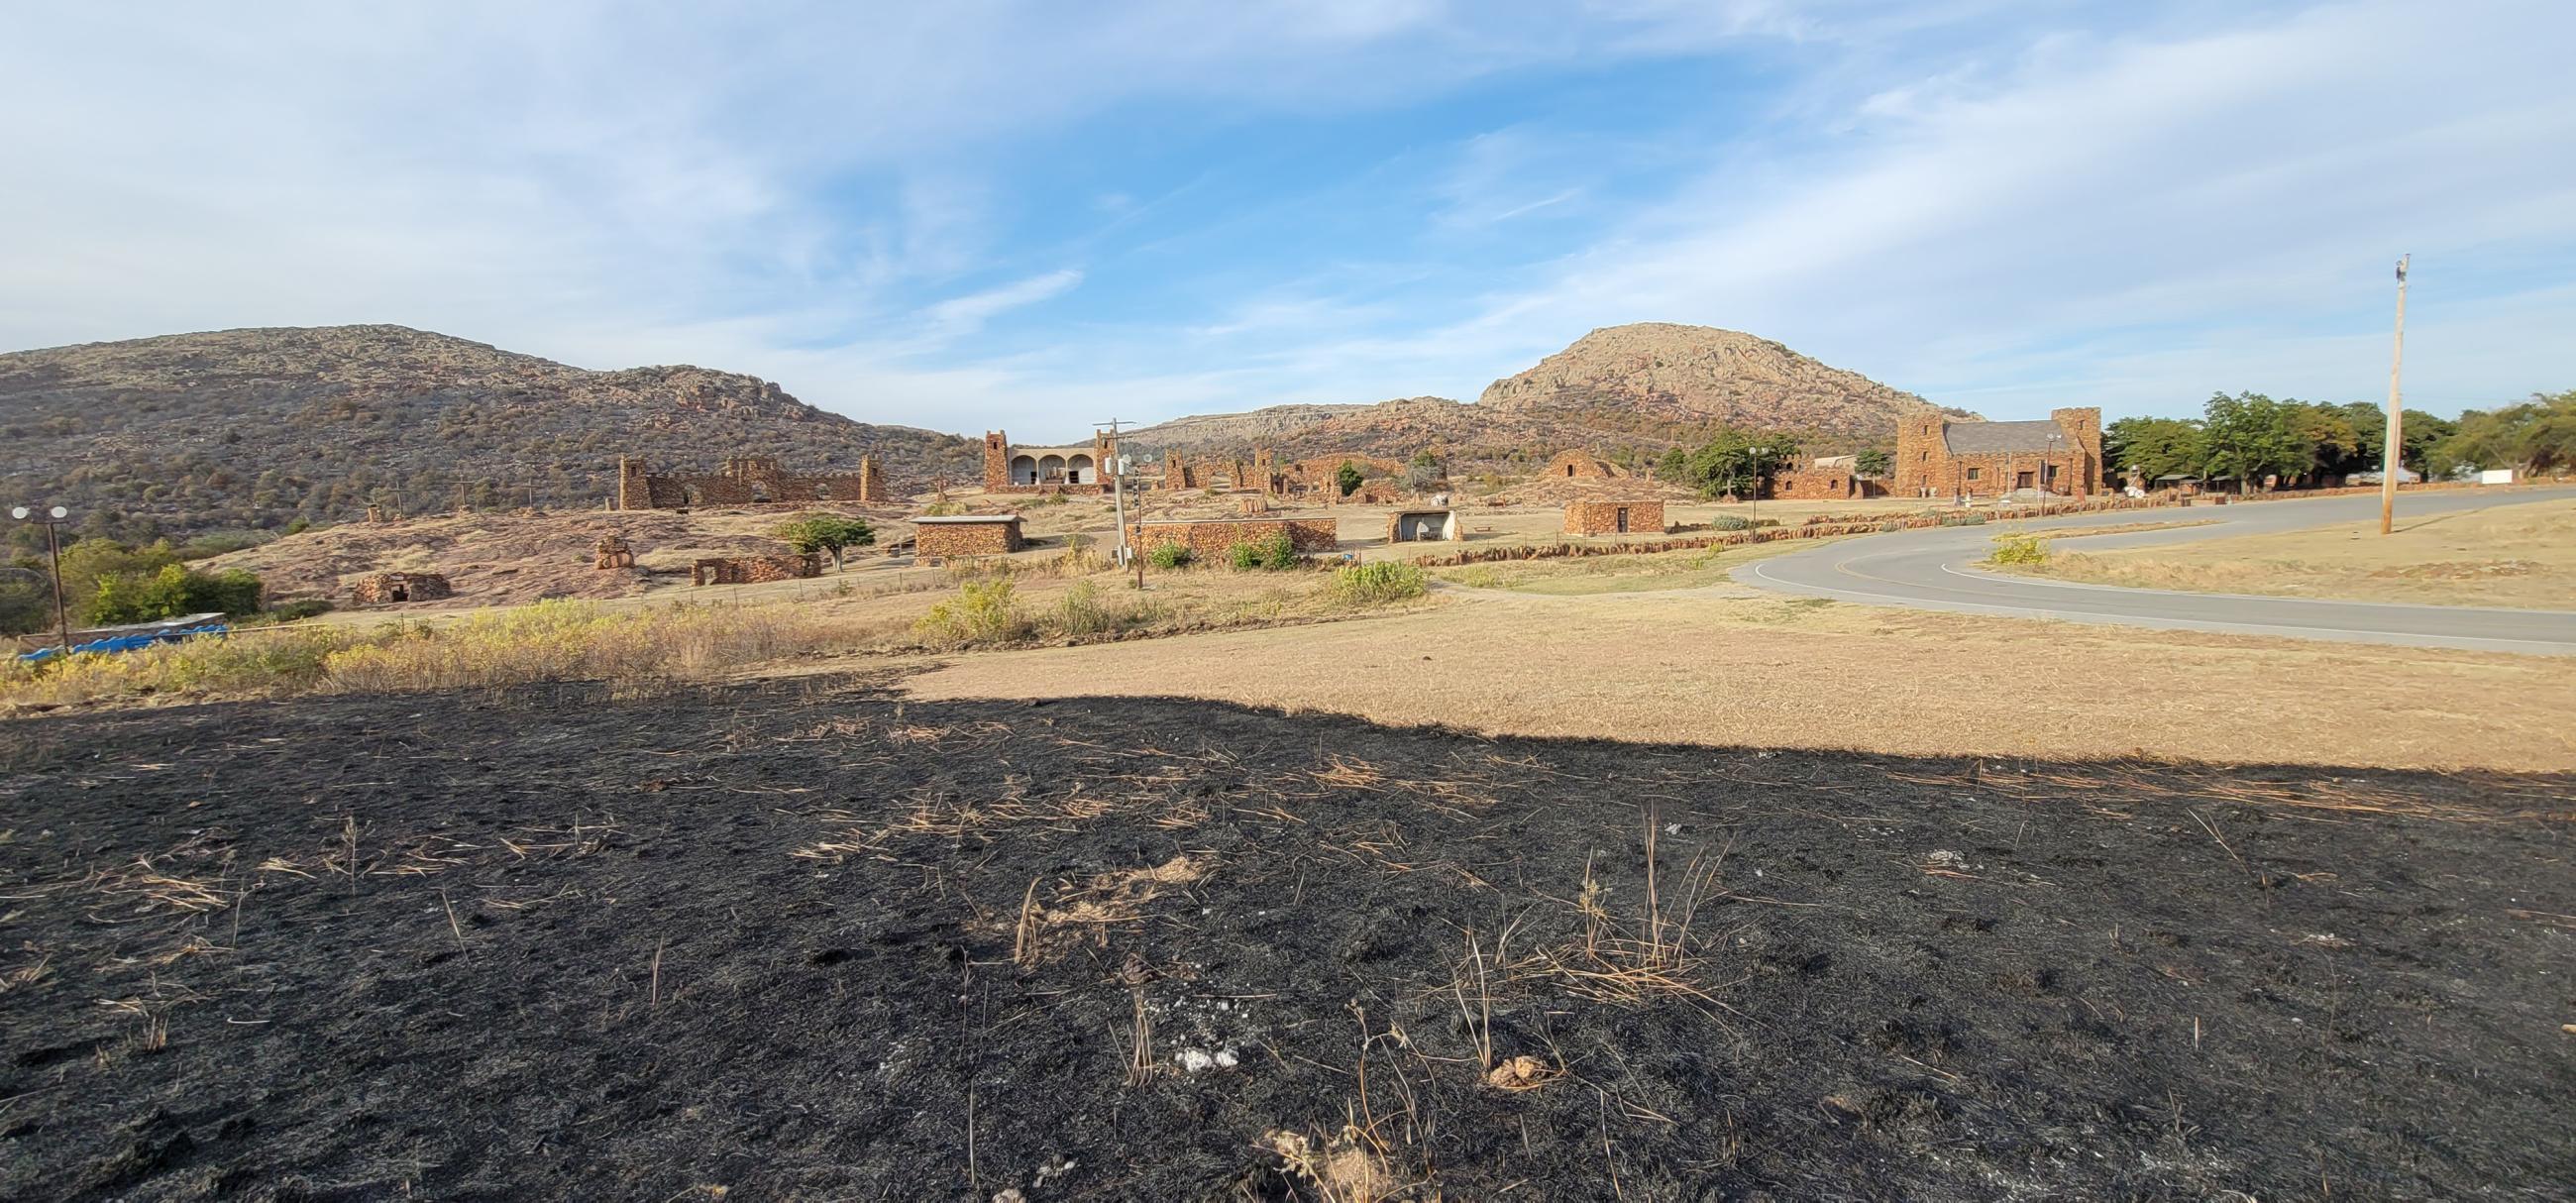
top-left (1732, 487), bottom-right (2576, 654)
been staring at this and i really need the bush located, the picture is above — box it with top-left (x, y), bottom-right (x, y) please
top-left (1146, 542), bottom-right (1192, 570)
top-left (912, 579), bottom-right (1028, 648)
top-left (88, 564), bottom-right (265, 624)
top-left (1254, 531), bottom-right (1300, 570)
top-left (265, 599), bottom-right (336, 622)
top-left (1986, 533), bottom-right (2048, 565)
top-left (1053, 581), bottom-right (1119, 638)
top-left (1708, 514), bottom-right (1753, 531)
top-left (1227, 541), bottom-right (1262, 571)
top-left (1330, 562), bottom-right (1428, 606)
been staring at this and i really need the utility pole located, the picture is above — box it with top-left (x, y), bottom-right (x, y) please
top-left (2379, 255), bottom-right (2410, 535)
top-left (10, 505), bottom-right (71, 649)
top-left (1095, 418), bottom-right (1134, 584)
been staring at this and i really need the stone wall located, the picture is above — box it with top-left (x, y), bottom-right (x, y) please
top-left (691, 554), bottom-right (822, 586)
top-left (619, 455), bottom-right (887, 509)
top-left (915, 518), bottom-right (1024, 559)
top-left (1129, 517), bottom-right (1340, 559)
top-left (1562, 499), bottom-right (1665, 536)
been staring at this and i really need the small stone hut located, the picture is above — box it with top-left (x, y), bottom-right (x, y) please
top-left (914, 514), bottom-right (1025, 560)
top-left (350, 572), bottom-right (453, 604)
top-left (1562, 499), bottom-right (1664, 537)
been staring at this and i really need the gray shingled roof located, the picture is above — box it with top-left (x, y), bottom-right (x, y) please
top-left (1941, 419), bottom-right (2066, 455)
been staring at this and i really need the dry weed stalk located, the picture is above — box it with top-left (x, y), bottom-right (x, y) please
top-left (1532, 811), bottom-right (1731, 1011)
top-left (94, 857), bottom-right (233, 916)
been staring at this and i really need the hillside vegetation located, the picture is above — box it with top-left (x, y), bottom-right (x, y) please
top-left (0, 325), bottom-right (978, 541)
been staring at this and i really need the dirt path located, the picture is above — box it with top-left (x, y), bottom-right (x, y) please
top-left (906, 586), bottom-right (2576, 772)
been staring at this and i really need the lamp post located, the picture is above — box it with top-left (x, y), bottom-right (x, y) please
top-left (1746, 445), bottom-right (1770, 531)
top-left (10, 505), bottom-right (71, 649)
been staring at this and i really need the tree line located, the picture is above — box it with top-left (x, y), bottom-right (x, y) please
top-left (2106, 389), bottom-right (2574, 492)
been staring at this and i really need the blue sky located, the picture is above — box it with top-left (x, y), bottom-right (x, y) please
top-left (4, 1), bottom-right (2571, 440)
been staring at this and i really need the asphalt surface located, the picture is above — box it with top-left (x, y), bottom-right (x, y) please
top-left (1734, 487), bottom-right (2576, 654)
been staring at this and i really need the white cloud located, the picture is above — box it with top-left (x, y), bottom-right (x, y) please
top-left (1, 0), bottom-right (2569, 438)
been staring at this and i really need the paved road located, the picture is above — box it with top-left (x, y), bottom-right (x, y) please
top-left (1734, 487), bottom-right (2576, 654)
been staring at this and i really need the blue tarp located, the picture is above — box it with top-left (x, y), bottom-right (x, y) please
top-left (16, 623), bottom-right (230, 664)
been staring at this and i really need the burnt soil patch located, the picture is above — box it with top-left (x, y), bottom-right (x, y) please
top-left (1, 680), bottom-right (2570, 1199)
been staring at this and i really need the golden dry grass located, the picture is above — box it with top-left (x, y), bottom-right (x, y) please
top-left (904, 584), bottom-right (2576, 772)
top-left (2023, 498), bottom-right (2576, 609)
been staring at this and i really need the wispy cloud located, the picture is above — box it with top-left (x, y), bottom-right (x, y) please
top-left (1, 1), bottom-right (2569, 438)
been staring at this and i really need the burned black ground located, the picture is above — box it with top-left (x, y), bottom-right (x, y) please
top-left (0, 679), bottom-right (2570, 1200)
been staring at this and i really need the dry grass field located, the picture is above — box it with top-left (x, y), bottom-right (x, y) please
top-left (908, 575), bottom-right (2576, 773)
top-left (2020, 496), bottom-right (2576, 609)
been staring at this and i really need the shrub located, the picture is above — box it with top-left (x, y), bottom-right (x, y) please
top-left (1227, 541), bottom-right (1262, 571)
top-left (1146, 542), bottom-right (1192, 570)
top-left (1254, 531), bottom-right (1300, 571)
top-left (920, 501), bottom-right (966, 517)
top-left (1330, 562), bottom-right (1428, 606)
top-left (1986, 533), bottom-right (2048, 565)
top-left (912, 579), bottom-right (1028, 648)
top-left (264, 599), bottom-right (336, 622)
top-left (1053, 581), bottom-right (1119, 638)
top-left (88, 564), bottom-right (265, 624)
top-left (1708, 514), bottom-right (1753, 531)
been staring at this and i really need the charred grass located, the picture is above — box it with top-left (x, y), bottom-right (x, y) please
top-left (0, 681), bottom-right (2568, 1199)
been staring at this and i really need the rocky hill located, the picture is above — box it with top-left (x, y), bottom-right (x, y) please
top-left (0, 325), bottom-right (979, 538)
top-left (1127, 323), bottom-right (1954, 470)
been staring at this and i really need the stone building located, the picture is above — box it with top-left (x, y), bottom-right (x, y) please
top-left (349, 572), bottom-right (453, 604)
top-left (1129, 517), bottom-right (1340, 559)
top-left (1562, 499), bottom-right (1664, 537)
top-left (691, 553), bottom-right (822, 586)
top-left (984, 431), bottom-right (1118, 493)
top-left (618, 455), bottom-right (887, 509)
top-left (914, 514), bottom-right (1025, 559)
top-left (1892, 408), bottom-right (2102, 499)
top-left (1541, 451), bottom-right (1627, 480)
top-left (1773, 455), bottom-right (1882, 500)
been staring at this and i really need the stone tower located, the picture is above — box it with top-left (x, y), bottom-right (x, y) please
top-left (983, 432), bottom-right (1011, 492)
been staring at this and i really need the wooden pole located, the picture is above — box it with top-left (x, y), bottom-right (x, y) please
top-left (2379, 255), bottom-right (2409, 535)
top-left (45, 518), bottom-right (70, 650)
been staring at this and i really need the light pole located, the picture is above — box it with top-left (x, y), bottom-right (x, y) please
top-left (1747, 445), bottom-right (1769, 531)
top-left (1095, 418), bottom-right (1133, 583)
top-left (10, 505), bottom-right (72, 649)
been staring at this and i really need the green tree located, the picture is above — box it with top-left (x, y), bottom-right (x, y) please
top-left (1677, 428), bottom-right (1801, 498)
top-left (2199, 392), bottom-right (2307, 493)
top-left (773, 514), bottom-right (877, 571)
top-left (1853, 449), bottom-right (1893, 479)
top-left (2102, 416), bottom-right (2207, 485)
top-left (1335, 462), bottom-right (1364, 497)
top-left (87, 563), bottom-right (264, 624)
top-left (2429, 389), bottom-right (2576, 479)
